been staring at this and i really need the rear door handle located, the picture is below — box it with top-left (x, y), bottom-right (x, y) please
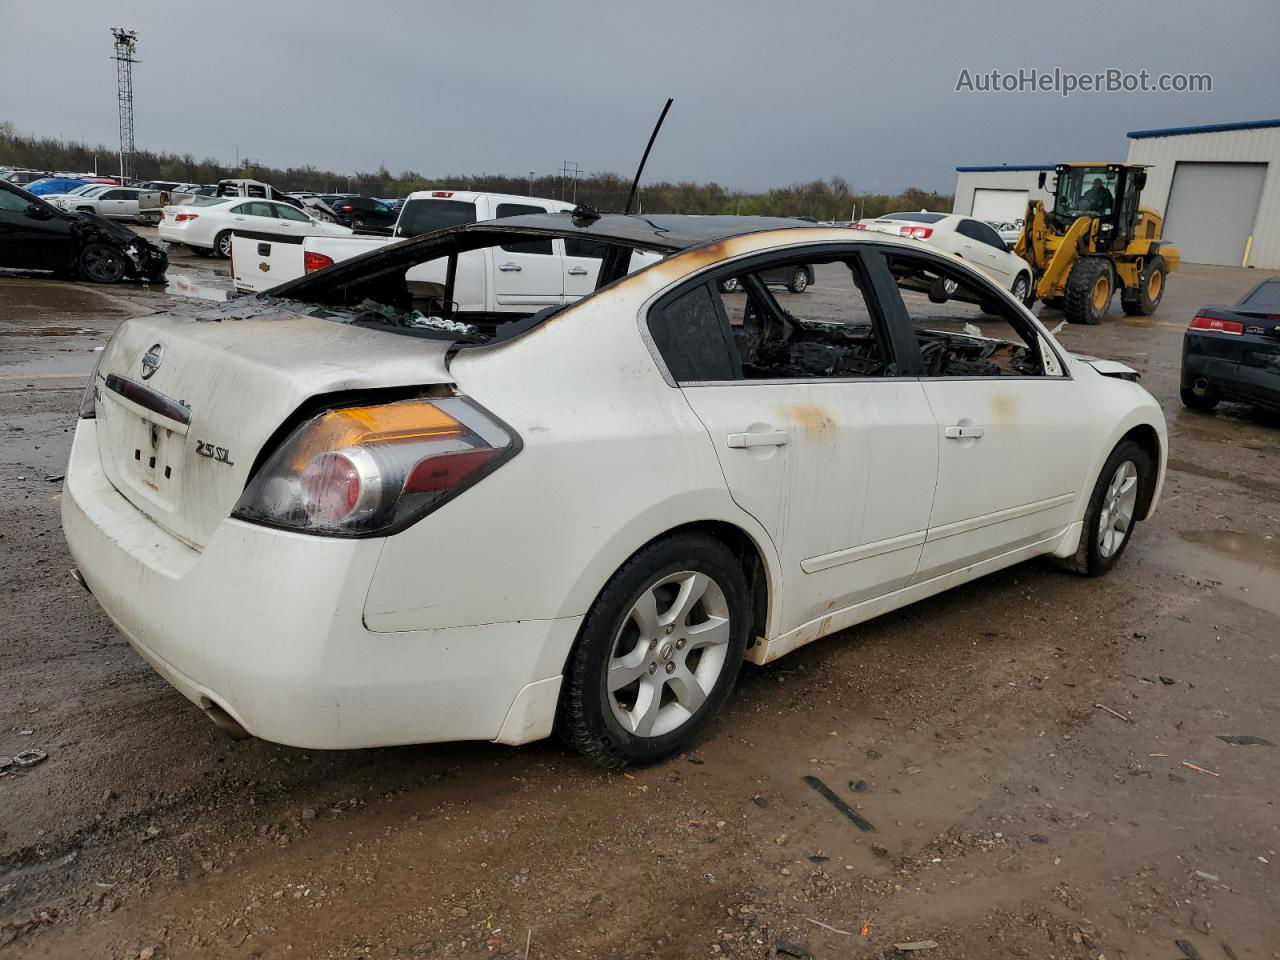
top-left (727, 431), bottom-right (789, 448)
top-left (499, 262), bottom-right (522, 272)
top-left (566, 266), bottom-right (589, 276)
top-left (944, 424), bottom-right (985, 439)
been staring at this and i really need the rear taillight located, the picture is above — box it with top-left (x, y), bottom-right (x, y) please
top-left (232, 397), bottom-right (516, 536)
top-left (304, 251), bottom-right (335, 273)
top-left (1190, 315), bottom-right (1243, 335)
top-left (850, 222), bottom-right (868, 230)
top-left (340, 204), bottom-right (353, 212)
top-left (174, 212), bottom-right (198, 222)
top-left (899, 225), bottom-right (933, 239)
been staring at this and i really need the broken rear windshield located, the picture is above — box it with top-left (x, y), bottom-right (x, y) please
top-left (395, 199), bottom-right (477, 239)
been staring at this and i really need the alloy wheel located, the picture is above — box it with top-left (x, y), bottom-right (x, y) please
top-left (1097, 460), bottom-right (1138, 558)
top-left (606, 571), bottom-right (731, 738)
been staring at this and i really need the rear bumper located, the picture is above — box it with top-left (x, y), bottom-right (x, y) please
top-left (61, 421), bottom-right (579, 750)
top-left (1182, 333), bottom-right (1280, 409)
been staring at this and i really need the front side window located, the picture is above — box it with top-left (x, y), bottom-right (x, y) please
top-left (882, 251), bottom-right (1056, 378)
top-left (1054, 168), bottom-right (1118, 218)
top-left (0, 188), bottom-right (31, 212)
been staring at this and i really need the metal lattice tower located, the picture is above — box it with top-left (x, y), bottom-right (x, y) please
top-left (111, 28), bottom-right (138, 182)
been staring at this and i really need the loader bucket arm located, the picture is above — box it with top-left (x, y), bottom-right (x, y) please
top-left (1036, 215), bottom-right (1094, 300)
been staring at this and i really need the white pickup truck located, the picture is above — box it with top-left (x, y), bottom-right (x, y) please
top-left (232, 190), bottom-right (650, 305)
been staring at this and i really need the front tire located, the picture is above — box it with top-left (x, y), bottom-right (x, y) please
top-left (1064, 257), bottom-right (1112, 325)
top-left (1059, 439), bottom-right (1151, 576)
top-left (77, 243), bottom-right (127, 283)
top-left (213, 231), bottom-right (233, 259)
top-left (787, 267), bottom-right (809, 294)
top-left (557, 534), bottom-right (750, 767)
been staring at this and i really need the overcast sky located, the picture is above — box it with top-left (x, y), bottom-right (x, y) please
top-left (2, 0), bottom-right (1276, 192)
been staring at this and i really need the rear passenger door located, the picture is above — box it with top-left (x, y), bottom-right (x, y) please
top-left (489, 201), bottom-right (562, 307)
top-left (647, 251), bottom-right (938, 640)
top-left (955, 218), bottom-right (1012, 286)
top-left (562, 236), bottom-right (608, 302)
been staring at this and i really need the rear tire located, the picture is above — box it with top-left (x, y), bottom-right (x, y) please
top-left (557, 534), bottom-right (750, 768)
top-left (1180, 384), bottom-right (1219, 411)
top-left (1064, 257), bottom-right (1112, 325)
top-left (1058, 439), bottom-right (1151, 576)
top-left (1121, 256), bottom-right (1166, 316)
top-left (787, 267), bottom-right (809, 294)
top-left (213, 231), bottom-right (233, 259)
top-left (928, 276), bottom-right (958, 303)
top-left (77, 243), bottom-right (127, 284)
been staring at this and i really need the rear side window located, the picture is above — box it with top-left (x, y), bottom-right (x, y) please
top-left (495, 203), bottom-right (553, 255)
top-left (565, 237), bottom-right (611, 259)
top-left (273, 203), bottom-right (310, 222)
top-left (649, 284), bottom-right (739, 383)
top-left (1242, 280), bottom-right (1280, 311)
top-left (395, 198), bottom-right (478, 238)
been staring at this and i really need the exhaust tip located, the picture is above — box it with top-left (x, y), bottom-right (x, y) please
top-left (203, 702), bottom-right (251, 740)
top-left (1193, 377), bottom-right (1211, 396)
top-left (70, 567), bottom-right (90, 593)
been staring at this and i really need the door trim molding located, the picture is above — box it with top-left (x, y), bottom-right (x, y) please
top-left (801, 529), bottom-right (926, 574)
top-left (925, 492), bottom-right (1075, 543)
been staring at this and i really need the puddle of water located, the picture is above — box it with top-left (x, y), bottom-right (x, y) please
top-left (1172, 529), bottom-right (1280, 618)
top-left (1, 325), bottom-right (99, 337)
top-left (164, 274), bottom-right (234, 302)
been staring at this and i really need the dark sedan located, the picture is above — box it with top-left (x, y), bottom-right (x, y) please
top-left (321, 195), bottom-right (398, 230)
top-left (1181, 276), bottom-right (1280, 413)
top-left (0, 180), bottom-right (167, 283)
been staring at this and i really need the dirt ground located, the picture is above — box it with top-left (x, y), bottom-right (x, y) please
top-left (1, 245), bottom-right (1278, 960)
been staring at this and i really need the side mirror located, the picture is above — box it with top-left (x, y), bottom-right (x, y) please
top-left (1037, 172), bottom-right (1047, 189)
top-left (25, 202), bottom-right (52, 220)
top-left (1134, 171), bottom-right (1148, 190)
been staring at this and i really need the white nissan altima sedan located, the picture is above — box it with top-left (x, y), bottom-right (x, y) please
top-left (62, 214), bottom-right (1166, 766)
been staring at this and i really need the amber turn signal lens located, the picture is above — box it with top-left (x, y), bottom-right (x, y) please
top-left (287, 401), bottom-right (462, 470)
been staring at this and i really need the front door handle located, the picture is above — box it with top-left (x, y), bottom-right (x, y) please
top-left (944, 424), bottom-right (985, 440)
top-left (727, 431), bottom-right (789, 449)
top-left (498, 262), bottom-right (522, 272)
top-left (566, 266), bottom-right (589, 276)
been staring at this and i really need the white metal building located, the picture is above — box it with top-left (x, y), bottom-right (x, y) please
top-left (952, 165), bottom-right (1054, 223)
top-left (1126, 119), bottom-right (1280, 269)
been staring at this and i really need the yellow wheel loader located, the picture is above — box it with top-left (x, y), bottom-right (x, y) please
top-left (1014, 163), bottom-right (1180, 325)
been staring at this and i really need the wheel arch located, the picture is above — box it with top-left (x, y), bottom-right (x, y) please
top-left (557, 516), bottom-right (780, 676)
top-left (1117, 422), bottom-right (1162, 520)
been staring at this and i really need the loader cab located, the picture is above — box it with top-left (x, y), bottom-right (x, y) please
top-left (1039, 164), bottom-right (1148, 253)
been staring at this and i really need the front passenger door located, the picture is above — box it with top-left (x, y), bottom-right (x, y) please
top-left (875, 249), bottom-right (1090, 581)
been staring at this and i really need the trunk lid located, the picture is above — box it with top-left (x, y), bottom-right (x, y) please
top-left (93, 304), bottom-right (456, 548)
